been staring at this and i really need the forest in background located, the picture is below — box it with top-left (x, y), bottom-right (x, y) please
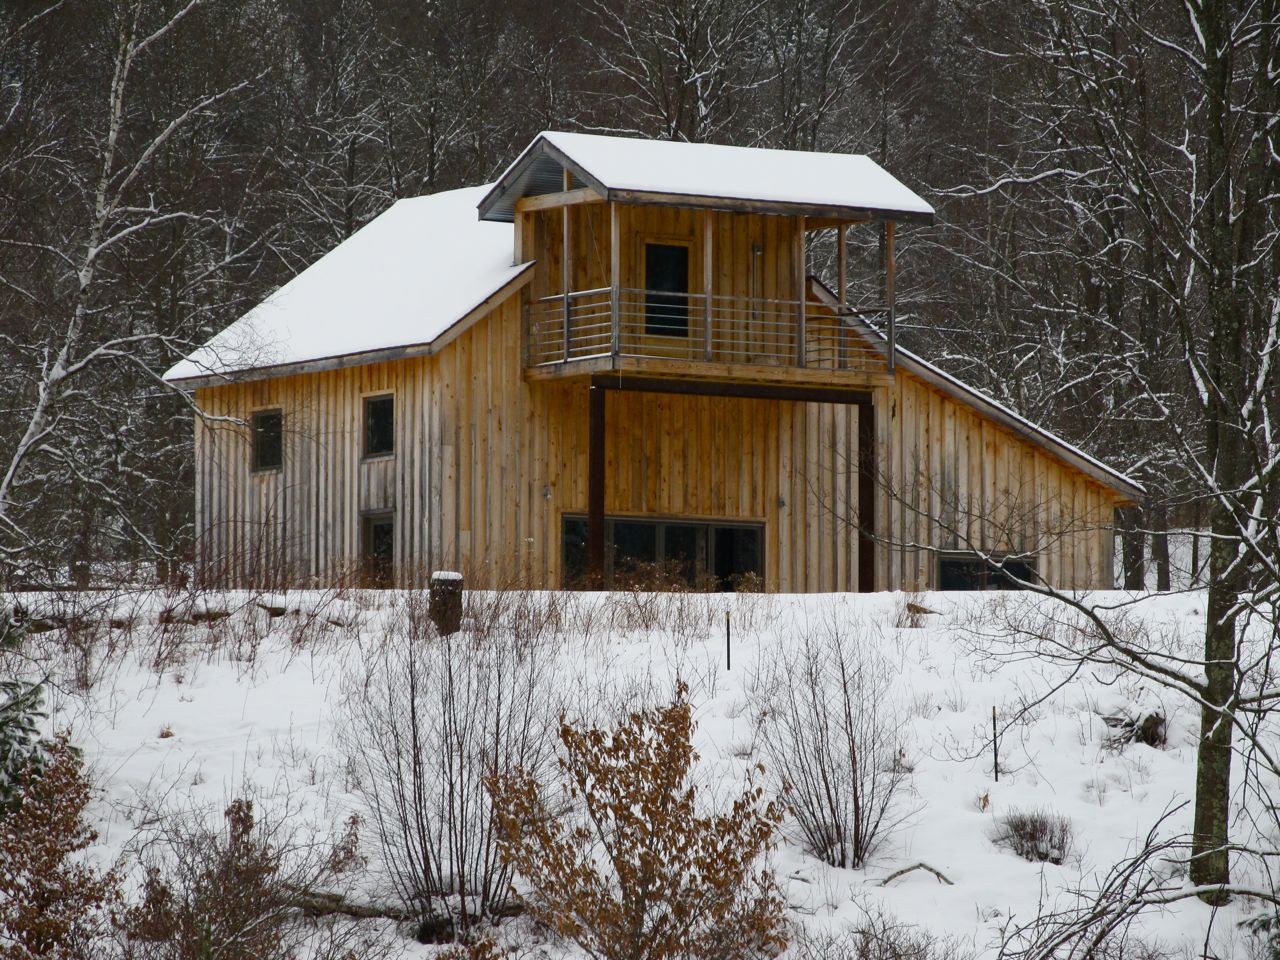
top-left (0, 0), bottom-right (1276, 589)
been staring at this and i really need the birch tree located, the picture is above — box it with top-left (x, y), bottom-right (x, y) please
top-left (0, 0), bottom-right (265, 584)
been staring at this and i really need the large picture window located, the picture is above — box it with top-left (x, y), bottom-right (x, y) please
top-left (644, 242), bottom-right (690, 337)
top-left (562, 515), bottom-right (763, 589)
top-left (251, 409), bottom-right (282, 471)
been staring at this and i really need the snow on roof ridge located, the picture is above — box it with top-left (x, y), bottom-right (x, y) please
top-left (481, 130), bottom-right (934, 222)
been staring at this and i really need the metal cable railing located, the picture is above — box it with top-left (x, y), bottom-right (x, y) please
top-left (527, 287), bottom-right (889, 372)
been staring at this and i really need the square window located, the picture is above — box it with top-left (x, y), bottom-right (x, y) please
top-left (251, 410), bottom-right (282, 471)
top-left (644, 243), bottom-right (690, 336)
top-left (364, 395), bottom-right (394, 457)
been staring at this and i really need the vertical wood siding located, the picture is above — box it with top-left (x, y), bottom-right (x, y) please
top-left (194, 205), bottom-right (1124, 592)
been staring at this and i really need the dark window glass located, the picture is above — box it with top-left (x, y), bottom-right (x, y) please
top-left (362, 514), bottom-right (394, 587)
top-left (644, 243), bottom-right (689, 336)
top-left (365, 395), bottom-right (394, 457)
top-left (252, 410), bottom-right (282, 471)
top-left (713, 526), bottom-right (763, 590)
top-left (938, 555), bottom-right (1035, 591)
top-left (561, 516), bottom-right (763, 589)
top-left (612, 521), bottom-right (657, 578)
top-left (562, 518), bottom-right (588, 587)
top-left (663, 524), bottom-right (699, 585)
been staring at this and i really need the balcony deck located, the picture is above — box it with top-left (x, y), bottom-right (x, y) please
top-left (524, 287), bottom-right (893, 389)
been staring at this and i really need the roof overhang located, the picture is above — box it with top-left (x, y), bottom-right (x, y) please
top-left (479, 133), bottom-right (935, 225)
top-left (168, 263), bottom-right (534, 390)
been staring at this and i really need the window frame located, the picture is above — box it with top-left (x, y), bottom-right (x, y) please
top-left (642, 239), bottom-right (692, 338)
top-left (362, 392), bottom-right (395, 460)
top-left (250, 408), bottom-right (284, 473)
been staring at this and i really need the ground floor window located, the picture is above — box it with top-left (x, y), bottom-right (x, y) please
top-left (562, 515), bottom-right (763, 590)
top-left (361, 512), bottom-right (394, 587)
top-left (937, 552), bottom-right (1036, 590)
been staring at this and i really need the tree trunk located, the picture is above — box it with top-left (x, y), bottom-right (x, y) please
top-left (1118, 506), bottom-right (1145, 590)
top-left (1188, 513), bottom-right (1238, 901)
top-left (1147, 501), bottom-right (1171, 591)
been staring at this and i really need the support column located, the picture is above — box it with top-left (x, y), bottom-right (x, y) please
top-left (796, 216), bottom-right (807, 367)
top-left (858, 401), bottom-right (876, 592)
top-left (587, 385), bottom-right (606, 585)
top-left (884, 220), bottom-right (896, 373)
top-left (610, 201), bottom-right (620, 356)
top-left (702, 210), bottom-right (713, 360)
top-left (837, 224), bottom-right (848, 369)
top-left (562, 170), bottom-right (573, 361)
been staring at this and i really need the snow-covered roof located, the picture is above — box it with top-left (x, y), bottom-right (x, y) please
top-left (479, 131), bottom-right (935, 224)
top-left (164, 185), bottom-right (531, 386)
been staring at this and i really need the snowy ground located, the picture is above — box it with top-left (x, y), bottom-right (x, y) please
top-left (12, 586), bottom-right (1277, 958)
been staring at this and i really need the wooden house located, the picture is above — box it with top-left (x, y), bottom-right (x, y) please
top-left (165, 132), bottom-right (1143, 591)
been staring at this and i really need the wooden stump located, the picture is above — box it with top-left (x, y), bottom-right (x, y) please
top-left (429, 571), bottom-right (464, 636)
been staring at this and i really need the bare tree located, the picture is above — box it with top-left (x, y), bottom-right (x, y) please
top-left (751, 620), bottom-right (911, 869)
top-left (338, 614), bottom-right (560, 939)
top-left (0, 0), bottom-right (266, 586)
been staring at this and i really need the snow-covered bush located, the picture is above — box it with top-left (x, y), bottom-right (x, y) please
top-left (992, 808), bottom-right (1072, 865)
top-left (752, 621), bottom-right (910, 869)
top-left (340, 624), bottom-right (560, 940)
top-left (0, 677), bottom-right (47, 813)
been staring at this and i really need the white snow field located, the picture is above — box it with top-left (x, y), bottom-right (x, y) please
top-left (17, 587), bottom-right (1278, 957)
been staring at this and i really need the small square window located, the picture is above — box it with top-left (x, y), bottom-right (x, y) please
top-left (364, 395), bottom-right (394, 457)
top-left (251, 410), bottom-right (282, 471)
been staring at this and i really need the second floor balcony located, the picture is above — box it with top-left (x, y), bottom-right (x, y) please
top-left (525, 285), bottom-right (892, 386)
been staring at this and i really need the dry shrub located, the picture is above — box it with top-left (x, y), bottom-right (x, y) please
top-left (339, 627), bottom-right (560, 940)
top-left (992, 807), bottom-right (1073, 865)
top-left (0, 735), bottom-right (120, 960)
top-left (893, 592), bottom-right (932, 629)
top-left (788, 906), bottom-right (974, 960)
top-left (489, 686), bottom-right (788, 960)
top-left (120, 795), bottom-right (388, 960)
top-left (753, 622), bottom-right (910, 869)
top-left (122, 798), bottom-right (292, 959)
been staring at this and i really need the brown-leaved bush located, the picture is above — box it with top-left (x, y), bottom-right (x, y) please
top-left (0, 735), bottom-right (120, 960)
top-left (489, 686), bottom-right (788, 960)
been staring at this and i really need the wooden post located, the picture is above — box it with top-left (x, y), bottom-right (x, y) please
top-left (587, 385), bottom-right (606, 585)
top-left (796, 216), bottom-right (807, 367)
top-left (837, 224), bottom-right (848, 369)
top-left (562, 170), bottom-right (573, 362)
top-left (610, 201), bottom-right (621, 357)
top-left (703, 210), bottom-right (714, 361)
top-left (858, 401), bottom-right (876, 592)
top-left (429, 570), bottom-right (464, 636)
top-left (885, 220), bottom-right (896, 373)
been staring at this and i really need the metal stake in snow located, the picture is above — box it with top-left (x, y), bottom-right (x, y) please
top-left (992, 705), bottom-right (1000, 782)
top-left (725, 610), bottom-right (731, 671)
